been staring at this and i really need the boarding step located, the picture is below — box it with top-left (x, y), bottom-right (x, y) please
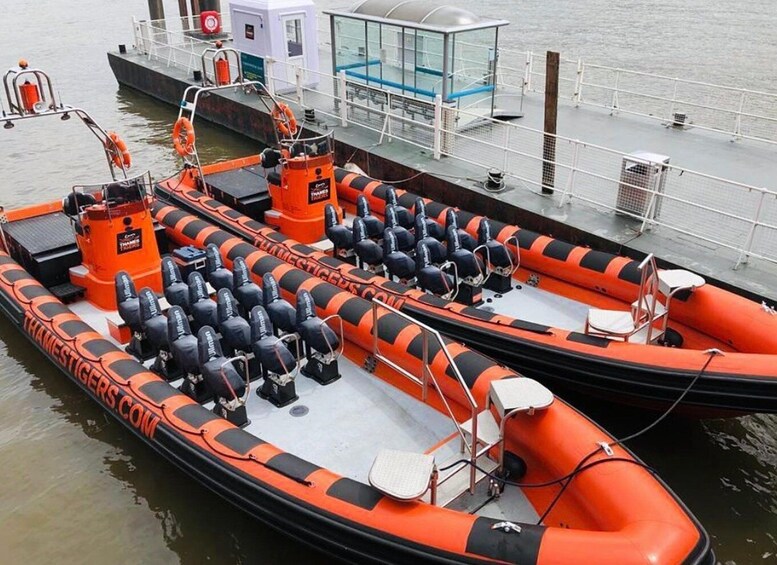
top-left (421, 435), bottom-right (500, 508)
top-left (460, 409), bottom-right (501, 448)
top-left (48, 282), bottom-right (86, 303)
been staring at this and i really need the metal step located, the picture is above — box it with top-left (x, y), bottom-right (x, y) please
top-left (423, 437), bottom-right (499, 507)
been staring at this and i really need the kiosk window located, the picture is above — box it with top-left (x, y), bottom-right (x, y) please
top-left (285, 18), bottom-right (303, 57)
top-left (245, 24), bottom-right (255, 40)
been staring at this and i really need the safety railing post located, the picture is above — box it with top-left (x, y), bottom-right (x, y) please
top-left (338, 70), bottom-right (348, 127)
top-left (669, 78), bottom-right (679, 122)
top-left (295, 66), bottom-right (304, 106)
top-left (734, 90), bottom-right (746, 140)
top-left (502, 125), bottom-right (511, 172)
top-left (523, 51), bottom-right (532, 94)
top-left (610, 69), bottom-right (620, 115)
top-left (433, 94), bottom-right (443, 160)
top-left (558, 140), bottom-right (580, 207)
top-left (573, 58), bottom-right (583, 107)
top-left (735, 189), bottom-right (766, 268)
top-left (265, 58), bottom-right (275, 97)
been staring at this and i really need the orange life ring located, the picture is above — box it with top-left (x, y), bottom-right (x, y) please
top-left (106, 131), bottom-right (131, 169)
top-left (272, 103), bottom-right (298, 138)
top-left (173, 117), bottom-right (196, 157)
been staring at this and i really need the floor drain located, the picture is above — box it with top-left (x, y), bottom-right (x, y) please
top-left (290, 405), bottom-right (309, 417)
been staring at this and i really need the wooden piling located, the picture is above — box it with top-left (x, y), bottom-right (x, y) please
top-left (542, 51), bottom-right (559, 195)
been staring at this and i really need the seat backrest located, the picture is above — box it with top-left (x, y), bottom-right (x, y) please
top-left (446, 225), bottom-right (463, 253)
top-left (477, 217), bottom-right (493, 245)
top-left (385, 186), bottom-right (398, 207)
top-left (295, 289), bottom-right (317, 325)
top-left (324, 203), bottom-right (339, 230)
top-left (383, 229), bottom-right (400, 255)
top-left (416, 241), bottom-right (434, 270)
top-left (385, 205), bottom-right (400, 229)
top-left (197, 325), bottom-right (224, 365)
top-left (233, 256), bottom-right (252, 289)
top-left (188, 271), bottom-right (209, 303)
top-left (414, 197), bottom-right (427, 218)
top-left (115, 271), bottom-right (137, 304)
top-left (414, 214), bottom-right (430, 242)
top-left (167, 305), bottom-right (193, 342)
top-left (161, 256), bottom-right (183, 288)
top-left (62, 191), bottom-right (97, 217)
top-left (356, 194), bottom-right (372, 219)
top-left (352, 216), bottom-right (369, 244)
top-left (445, 208), bottom-right (460, 232)
top-left (217, 288), bottom-right (240, 323)
top-left (205, 243), bottom-right (225, 274)
top-left (138, 287), bottom-right (163, 323)
top-left (249, 305), bottom-right (274, 342)
top-left (262, 272), bottom-right (283, 305)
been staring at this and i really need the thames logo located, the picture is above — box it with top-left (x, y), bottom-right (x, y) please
top-left (308, 178), bottom-right (331, 204)
top-left (117, 229), bottom-right (142, 254)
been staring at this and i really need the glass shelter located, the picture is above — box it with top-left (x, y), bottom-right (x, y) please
top-left (325, 0), bottom-right (508, 114)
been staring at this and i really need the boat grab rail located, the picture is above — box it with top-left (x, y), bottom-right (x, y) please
top-left (275, 333), bottom-right (302, 380)
top-left (318, 314), bottom-right (345, 362)
top-left (219, 354), bottom-right (250, 410)
top-left (438, 259), bottom-right (460, 302)
top-left (371, 298), bottom-right (480, 494)
top-left (471, 243), bottom-right (492, 285)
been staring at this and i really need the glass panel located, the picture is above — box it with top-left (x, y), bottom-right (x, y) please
top-left (285, 17), bottom-right (303, 57)
top-left (332, 16), bottom-right (366, 70)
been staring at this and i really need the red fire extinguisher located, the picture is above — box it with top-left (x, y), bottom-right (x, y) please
top-left (200, 11), bottom-right (221, 35)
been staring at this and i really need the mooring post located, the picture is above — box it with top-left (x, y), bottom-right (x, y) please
top-left (147, 0), bottom-right (165, 21)
top-left (542, 51), bottom-right (559, 195)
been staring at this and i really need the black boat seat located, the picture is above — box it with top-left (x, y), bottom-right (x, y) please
top-left (296, 289), bottom-right (342, 385)
top-left (263, 273), bottom-right (297, 335)
top-left (324, 204), bottom-right (353, 254)
top-left (250, 305), bottom-right (299, 407)
top-left (477, 217), bottom-right (517, 274)
top-left (445, 209), bottom-right (476, 252)
top-left (383, 229), bottom-right (416, 281)
top-left (414, 197), bottom-right (445, 241)
top-left (232, 256), bottom-right (263, 316)
top-left (139, 287), bottom-right (168, 354)
top-left (447, 226), bottom-right (486, 285)
top-left (205, 243), bottom-right (233, 291)
top-left (115, 270), bottom-right (141, 333)
top-left (198, 325), bottom-right (249, 427)
top-left (385, 187), bottom-right (414, 230)
top-left (189, 271), bottom-right (218, 333)
top-left (217, 288), bottom-right (252, 355)
top-left (62, 191), bottom-right (96, 217)
top-left (353, 217), bottom-right (383, 271)
top-left (384, 205), bottom-right (415, 252)
top-left (162, 256), bottom-right (190, 312)
top-left (356, 194), bottom-right (384, 238)
top-left (416, 242), bottom-right (455, 299)
top-left (414, 215), bottom-right (447, 264)
top-left (167, 306), bottom-right (199, 376)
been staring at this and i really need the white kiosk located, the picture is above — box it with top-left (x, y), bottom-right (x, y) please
top-left (229, 0), bottom-right (319, 93)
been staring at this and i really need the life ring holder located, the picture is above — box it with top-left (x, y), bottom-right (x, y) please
top-left (272, 103), bottom-right (298, 138)
top-left (106, 131), bottom-right (131, 169)
top-left (173, 117), bottom-right (196, 157)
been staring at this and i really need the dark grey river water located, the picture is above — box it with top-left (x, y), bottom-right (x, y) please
top-left (1, 0), bottom-right (776, 563)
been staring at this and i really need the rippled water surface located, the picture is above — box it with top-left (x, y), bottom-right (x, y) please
top-left (1, 0), bottom-right (775, 563)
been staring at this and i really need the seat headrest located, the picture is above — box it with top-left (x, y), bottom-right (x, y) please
top-left (115, 271), bottom-right (137, 304)
top-left (385, 186), bottom-right (398, 206)
top-left (217, 288), bottom-right (240, 322)
top-left (167, 305), bottom-right (192, 341)
top-left (249, 305), bottom-right (274, 341)
top-left (383, 228), bottom-right (399, 255)
top-left (414, 214), bottom-right (429, 240)
top-left (478, 217), bottom-right (493, 245)
top-left (205, 244), bottom-right (225, 273)
top-left (445, 208), bottom-right (459, 230)
top-left (385, 205), bottom-right (399, 229)
top-left (197, 325), bottom-right (223, 364)
top-left (260, 147), bottom-right (281, 169)
top-left (233, 256), bottom-right (251, 289)
top-left (352, 216), bottom-right (368, 243)
top-left (446, 225), bottom-right (462, 252)
top-left (161, 256), bottom-right (182, 287)
top-left (324, 203), bottom-right (338, 229)
top-left (416, 242), bottom-right (433, 269)
top-left (414, 197), bottom-right (427, 217)
top-left (262, 273), bottom-right (282, 304)
top-left (295, 289), bottom-right (317, 325)
top-left (356, 194), bottom-right (371, 218)
top-left (138, 287), bottom-right (162, 322)
top-left (188, 271), bottom-right (209, 302)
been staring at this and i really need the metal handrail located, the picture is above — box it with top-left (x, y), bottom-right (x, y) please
top-left (219, 354), bottom-right (250, 409)
top-left (371, 298), bottom-right (480, 494)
